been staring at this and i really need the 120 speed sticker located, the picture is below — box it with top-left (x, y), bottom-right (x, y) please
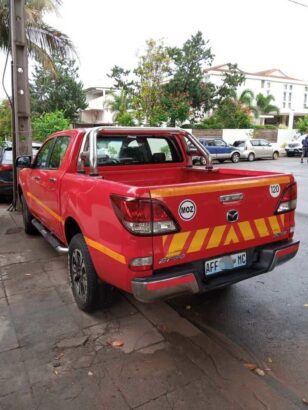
top-left (269, 184), bottom-right (280, 198)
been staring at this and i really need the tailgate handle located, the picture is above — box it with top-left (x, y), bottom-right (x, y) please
top-left (220, 193), bottom-right (244, 203)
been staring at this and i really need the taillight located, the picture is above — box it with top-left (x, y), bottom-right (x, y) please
top-left (276, 183), bottom-right (297, 214)
top-left (110, 195), bottom-right (179, 235)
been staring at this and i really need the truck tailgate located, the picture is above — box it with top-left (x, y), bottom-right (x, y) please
top-left (150, 173), bottom-right (294, 269)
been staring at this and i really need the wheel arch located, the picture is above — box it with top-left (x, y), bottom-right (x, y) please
top-left (65, 217), bottom-right (82, 244)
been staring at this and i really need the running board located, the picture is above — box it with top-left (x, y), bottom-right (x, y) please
top-left (31, 219), bottom-right (68, 254)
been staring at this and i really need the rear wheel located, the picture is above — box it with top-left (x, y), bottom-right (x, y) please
top-left (68, 233), bottom-right (114, 312)
top-left (231, 152), bottom-right (240, 163)
top-left (247, 152), bottom-right (255, 162)
top-left (272, 151), bottom-right (279, 160)
top-left (21, 194), bottom-right (37, 235)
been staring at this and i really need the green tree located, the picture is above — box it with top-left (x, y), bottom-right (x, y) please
top-left (133, 39), bottom-right (170, 125)
top-left (0, 0), bottom-right (75, 71)
top-left (296, 116), bottom-right (308, 134)
top-left (32, 111), bottom-right (70, 141)
top-left (201, 98), bottom-right (253, 129)
top-left (254, 93), bottom-right (279, 124)
top-left (165, 31), bottom-right (214, 122)
top-left (0, 100), bottom-right (11, 142)
top-left (106, 90), bottom-right (135, 126)
top-left (30, 56), bottom-right (87, 122)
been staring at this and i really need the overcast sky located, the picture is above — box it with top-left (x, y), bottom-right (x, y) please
top-left (1, 0), bottom-right (308, 98)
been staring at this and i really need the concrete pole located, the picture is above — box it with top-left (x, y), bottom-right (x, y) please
top-left (288, 110), bottom-right (295, 129)
top-left (10, 0), bottom-right (32, 208)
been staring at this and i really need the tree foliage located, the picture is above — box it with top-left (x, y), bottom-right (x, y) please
top-left (0, 100), bottom-right (11, 142)
top-left (296, 115), bottom-right (308, 134)
top-left (108, 33), bottom-right (245, 126)
top-left (30, 56), bottom-right (87, 122)
top-left (0, 0), bottom-right (75, 72)
top-left (32, 111), bottom-right (70, 141)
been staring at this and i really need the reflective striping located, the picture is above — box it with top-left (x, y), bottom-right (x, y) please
top-left (27, 191), bottom-right (63, 223)
top-left (268, 216), bottom-right (281, 234)
top-left (224, 226), bottom-right (240, 245)
top-left (254, 218), bottom-right (270, 238)
top-left (238, 221), bottom-right (255, 241)
top-left (162, 235), bottom-right (168, 246)
top-left (206, 225), bottom-right (226, 249)
top-left (85, 237), bottom-right (126, 264)
top-left (187, 228), bottom-right (209, 253)
top-left (167, 232), bottom-right (191, 256)
top-left (150, 176), bottom-right (292, 198)
top-left (162, 215), bottom-right (289, 258)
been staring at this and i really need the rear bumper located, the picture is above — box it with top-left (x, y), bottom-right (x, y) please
top-left (131, 240), bottom-right (300, 303)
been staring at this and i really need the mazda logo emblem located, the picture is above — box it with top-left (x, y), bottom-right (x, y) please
top-left (227, 209), bottom-right (239, 222)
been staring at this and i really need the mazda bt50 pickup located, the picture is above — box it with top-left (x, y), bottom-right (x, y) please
top-left (17, 127), bottom-right (299, 312)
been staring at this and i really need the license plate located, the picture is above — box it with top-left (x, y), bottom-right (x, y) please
top-left (205, 252), bottom-right (247, 276)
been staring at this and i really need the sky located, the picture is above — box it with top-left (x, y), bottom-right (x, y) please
top-left (1, 0), bottom-right (308, 98)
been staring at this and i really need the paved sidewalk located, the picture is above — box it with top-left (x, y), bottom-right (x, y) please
top-left (0, 206), bottom-right (302, 409)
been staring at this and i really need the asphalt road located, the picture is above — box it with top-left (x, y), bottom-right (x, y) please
top-left (170, 156), bottom-right (308, 403)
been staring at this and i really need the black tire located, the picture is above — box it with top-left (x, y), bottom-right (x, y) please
top-left (247, 152), bottom-right (255, 162)
top-left (68, 233), bottom-right (114, 312)
top-left (21, 194), bottom-right (37, 235)
top-left (231, 152), bottom-right (240, 163)
top-left (272, 151), bottom-right (279, 160)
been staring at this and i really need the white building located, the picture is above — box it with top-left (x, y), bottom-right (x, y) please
top-left (204, 65), bottom-right (308, 128)
top-left (79, 87), bottom-right (114, 125)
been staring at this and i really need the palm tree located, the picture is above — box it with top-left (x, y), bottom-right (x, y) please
top-left (255, 93), bottom-right (279, 124)
top-left (238, 89), bottom-right (258, 117)
top-left (105, 90), bottom-right (135, 126)
top-left (0, 0), bottom-right (75, 71)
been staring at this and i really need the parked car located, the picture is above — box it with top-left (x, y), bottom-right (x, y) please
top-left (193, 138), bottom-right (241, 164)
top-left (0, 143), bottom-right (41, 201)
top-left (233, 139), bottom-right (280, 161)
top-left (285, 134), bottom-right (306, 157)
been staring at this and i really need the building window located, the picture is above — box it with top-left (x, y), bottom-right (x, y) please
top-left (304, 94), bottom-right (307, 108)
top-left (288, 102), bottom-right (291, 108)
top-left (283, 102), bottom-right (286, 108)
top-left (289, 85), bottom-right (293, 90)
top-left (261, 80), bottom-right (265, 88)
top-left (283, 92), bottom-right (287, 101)
top-left (284, 84), bottom-right (288, 90)
top-left (267, 81), bottom-right (271, 88)
top-left (289, 93), bottom-right (292, 101)
top-left (305, 86), bottom-right (308, 92)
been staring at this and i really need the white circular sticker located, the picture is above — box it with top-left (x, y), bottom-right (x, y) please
top-left (178, 199), bottom-right (196, 221)
top-left (269, 184), bottom-right (280, 198)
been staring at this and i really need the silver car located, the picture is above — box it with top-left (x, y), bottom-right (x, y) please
top-left (233, 139), bottom-right (280, 161)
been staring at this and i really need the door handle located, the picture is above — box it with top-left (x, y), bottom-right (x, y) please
top-left (33, 176), bottom-right (40, 181)
top-left (48, 177), bottom-right (57, 183)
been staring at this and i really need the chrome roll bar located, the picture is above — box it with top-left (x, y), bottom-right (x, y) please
top-left (184, 131), bottom-right (213, 170)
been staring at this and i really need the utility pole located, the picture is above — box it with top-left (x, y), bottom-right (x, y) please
top-left (10, 0), bottom-right (32, 207)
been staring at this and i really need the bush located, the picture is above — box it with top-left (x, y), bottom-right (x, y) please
top-left (32, 111), bottom-right (70, 141)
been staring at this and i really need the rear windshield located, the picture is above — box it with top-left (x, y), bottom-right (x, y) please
top-left (83, 134), bottom-right (183, 166)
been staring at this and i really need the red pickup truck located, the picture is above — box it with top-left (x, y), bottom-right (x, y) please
top-left (17, 127), bottom-right (299, 312)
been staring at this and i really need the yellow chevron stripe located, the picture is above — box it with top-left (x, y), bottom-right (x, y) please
top-left (85, 237), bottom-right (126, 264)
top-left (254, 218), bottom-right (269, 238)
top-left (279, 214), bottom-right (285, 226)
top-left (167, 232), bottom-right (191, 256)
top-left (268, 216), bottom-right (281, 234)
top-left (162, 235), bottom-right (168, 246)
top-left (150, 176), bottom-right (291, 198)
top-left (238, 221), bottom-right (255, 240)
top-left (206, 225), bottom-right (226, 249)
top-left (27, 191), bottom-right (63, 223)
top-left (224, 226), bottom-right (240, 245)
top-left (188, 228), bottom-right (209, 253)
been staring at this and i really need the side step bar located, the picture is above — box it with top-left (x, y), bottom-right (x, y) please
top-left (31, 219), bottom-right (68, 254)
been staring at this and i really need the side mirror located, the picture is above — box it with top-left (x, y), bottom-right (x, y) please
top-left (16, 155), bottom-right (32, 168)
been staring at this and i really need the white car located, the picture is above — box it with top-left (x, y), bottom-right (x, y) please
top-left (233, 139), bottom-right (280, 161)
top-left (285, 134), bottom-right (306, 157)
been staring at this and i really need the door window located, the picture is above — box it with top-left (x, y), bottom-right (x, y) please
top-left (34, 139), bottom-right (55, 169)
top-left (49, 137), bottom-right (71, 169)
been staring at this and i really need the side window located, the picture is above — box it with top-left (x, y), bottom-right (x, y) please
top-left (49, 136), bottom-right (70, 169)
top-left (251, 140), bottom-right (259, 147)
top-left (214, 140), bottom-right (226, 146)
top-left (35, 139), bottom-right (55, 169)
top-left (147, 138), bottom-right (172, 161)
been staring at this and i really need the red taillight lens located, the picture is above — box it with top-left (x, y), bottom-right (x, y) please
top-left (276, 183), bottom-right (297, 214)
top-left (111, 195), bottom-right (179, 235)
